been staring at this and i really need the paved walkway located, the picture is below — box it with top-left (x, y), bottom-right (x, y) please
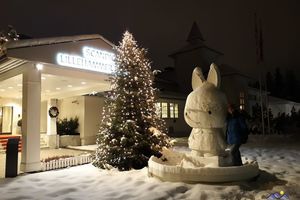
top-left (0, 148), bottom-right (91, 178)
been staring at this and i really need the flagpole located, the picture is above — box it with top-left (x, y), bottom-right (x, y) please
top-left (264, 66), bottom-right (271, 135)
top-left (259, 17), bottom-right (271, 135)
top-left (255, 12), bottom-right (265, 136)
top-left (259, 65), bottom-right (265, 136)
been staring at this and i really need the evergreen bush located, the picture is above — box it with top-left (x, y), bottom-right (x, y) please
top-left (57, 117), bottom-right (79, 135)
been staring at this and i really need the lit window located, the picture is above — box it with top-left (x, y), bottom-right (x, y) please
top-left (174, 104), bottom-right (179, 118)
top-left (156, 101), bottom-right (179, 119)
top-left (161, 102), bottom-right (168, 118)
top-left (170, 103), bottom-right (174, 118)
top-left (169, 103), bottom-right (179, 119)
top-left (239, 92), bottom-right (245, 110)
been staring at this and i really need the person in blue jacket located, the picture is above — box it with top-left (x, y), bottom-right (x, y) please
top-left (226, 104), bottom-right (248, 166)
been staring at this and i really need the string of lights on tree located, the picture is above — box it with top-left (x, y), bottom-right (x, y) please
top-left (93, 31), bottom-right (171, 170)
top-left (0, 26), bottom-right (19, 58)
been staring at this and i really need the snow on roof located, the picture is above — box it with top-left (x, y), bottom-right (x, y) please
top-left (6, 34), bottom-right (114, 49)
top-left (268, 95), bottom-right (300, 105)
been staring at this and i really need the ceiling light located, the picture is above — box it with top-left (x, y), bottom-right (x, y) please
top-left (56, 87), bottom-right (61, 90)
top-left (36, 63), bottom-right (44, 71)
top-left (41, 77), bottom-right (46, 80)
top-left (0, 89), bottom-right (5, 92)
top-left (8, 86), bottom-right (13, 89)
top-left (81, 81), bottom-right (86, 85)
top-left (67, 85), bottom-right (72, 88)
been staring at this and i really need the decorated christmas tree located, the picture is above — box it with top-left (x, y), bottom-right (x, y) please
top-left (0, 26), bottom-right (19, 58)
top-left (93, 31), bottom-right (171, 170)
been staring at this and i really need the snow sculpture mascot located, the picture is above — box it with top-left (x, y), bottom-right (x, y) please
top-left (148, 63), bottom-right (259, 182)
top-left (185, 63), bottom-right (228, 157)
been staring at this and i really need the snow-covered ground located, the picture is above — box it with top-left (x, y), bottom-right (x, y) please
top-left (0, 139), bottom-right (299, 200)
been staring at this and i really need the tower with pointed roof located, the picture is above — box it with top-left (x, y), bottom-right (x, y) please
top-left (169, 22), bottom-right (223, 94)
top-left (186, 22), bottom-right (205, 44)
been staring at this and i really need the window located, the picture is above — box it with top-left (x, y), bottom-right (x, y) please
top-left (155, 101), bottom-right (179, 119)
top-left (161, 102), bottom-right (168, 118)
top-left (169, 103), bottom-right (179, 118)
top-left (170, 103), bottom-right (174, 118)
top-left (239, 92), bottom-right (245, 110)
top-left (174, 104), bottom-right (179, 118)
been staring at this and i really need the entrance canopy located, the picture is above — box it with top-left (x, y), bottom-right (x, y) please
top-left (0, 34), bottom-right (114, 95)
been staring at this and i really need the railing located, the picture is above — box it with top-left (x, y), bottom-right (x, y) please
top-left (41, 154), bottom-right (92, 171)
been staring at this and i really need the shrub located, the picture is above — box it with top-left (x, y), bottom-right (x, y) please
top-left (57, 117), bottom-right (79, 135)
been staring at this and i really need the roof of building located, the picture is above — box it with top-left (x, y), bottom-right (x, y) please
top-left (157, 90), bottom-right (186, 100)
top-left (169, 43), bottom-right (223, 58)
top-left (219, 64), bottom-right (256, 80)
top-left (0, 57), bottom-right (27, 76)
top-left (6, 34), bottom-right (114, 49)
top-left (154, 64), bottom-right (257, 97)
top-left (169, 22), bottom-right (223, 58)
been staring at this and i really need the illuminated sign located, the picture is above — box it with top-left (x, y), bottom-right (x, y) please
top-left (56, 46), bottom-right (115, 74)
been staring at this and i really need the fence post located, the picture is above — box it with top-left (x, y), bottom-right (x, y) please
top-left (49, 161), bottom-right (52, 170)
top-left (59, 160), bottom-right (62, 168)
top-left (55, 160), bottom-right (58, 169)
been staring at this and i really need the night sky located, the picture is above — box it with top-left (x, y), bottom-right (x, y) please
top-left (1, 0), bottom-right (300, 78)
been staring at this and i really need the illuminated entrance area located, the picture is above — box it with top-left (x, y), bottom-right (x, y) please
top-left (0, 72), bottom-right (109, 134)
top-left (0, 34), bottom-right (114, 172)
top-left (0, 73), bottom-right (109, 101)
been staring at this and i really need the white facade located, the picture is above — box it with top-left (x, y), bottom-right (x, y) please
top-left (57, 95), bottom-right (105, 145)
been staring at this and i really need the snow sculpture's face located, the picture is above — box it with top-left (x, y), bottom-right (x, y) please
top-left (184, 64), bottom-right (228, 129)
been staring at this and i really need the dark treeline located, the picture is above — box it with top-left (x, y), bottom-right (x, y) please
top-left (266, 68), bottom-right (300, 102)
top-left (250, 68), bottom-right (300, 102)
top-left (248, 103), bottom-right (300, 135)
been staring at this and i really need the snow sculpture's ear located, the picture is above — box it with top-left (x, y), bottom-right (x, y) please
top-left (192, 67), bottom-right (205, 90)
top-left (207, 63), bottom-right (221, 88)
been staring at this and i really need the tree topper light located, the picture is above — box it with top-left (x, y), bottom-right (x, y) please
top-left (56, 46), bottom-right (115, 74)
